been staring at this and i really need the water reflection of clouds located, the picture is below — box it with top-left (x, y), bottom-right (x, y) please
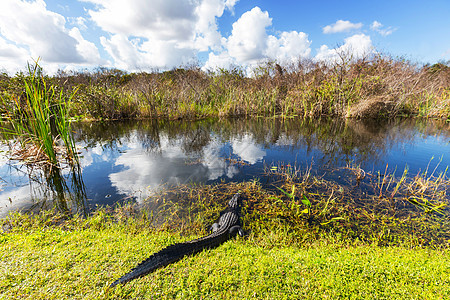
top-left (0, 146), bottom-right (37, 216)
top-left (274, 134), bottom-right (295, 147)
top-left (0, 129), bottom-right (268, 212)
top-left (104, 132), bottom-right (265, 200)
top-left (202, 137), bottom-right (238, 180)
top-left (79, 143), bottom-right (118, 168)
top-left (109, 146), bottom-right (161, 199)
top-left (0, 185), bottom-right (34, 218)
top-left (231, 134), bottom-right (266, 164)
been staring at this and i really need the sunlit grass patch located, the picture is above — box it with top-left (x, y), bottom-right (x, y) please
top-left (0, 214), bottom-right (449, 299)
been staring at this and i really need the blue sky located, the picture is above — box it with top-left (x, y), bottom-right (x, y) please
top-left (0, 0), bottom-right (449, 74)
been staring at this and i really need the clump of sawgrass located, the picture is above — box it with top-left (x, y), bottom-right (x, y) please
top-left (0, 61), bottom-right (79, 170)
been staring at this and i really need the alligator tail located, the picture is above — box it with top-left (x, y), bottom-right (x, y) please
top-left (110, 234), bottom-right (227, 287)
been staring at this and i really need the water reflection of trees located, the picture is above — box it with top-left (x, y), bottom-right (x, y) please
top-left (208, 118), bottom-right (447, 168)
top-left (3, 117), bottom-right (448, 217)
top-left (43, 167), bottom-right (88, 215)
top-left (73, 117), bottom-right (450, 170)
top-left (73, 119), bottom-right (216, 155)
top-left (3, 164), bottom-right (89, 217)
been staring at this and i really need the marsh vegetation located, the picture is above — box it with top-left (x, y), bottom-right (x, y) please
top-left (1, 54), bottom-right (449, 123)
top-left (0, 56), bottom-right (449, 298)
top-left (0, 62), bottom-right (79, 170)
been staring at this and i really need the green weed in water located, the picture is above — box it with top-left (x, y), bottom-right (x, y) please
top-left (0, 60), bottom-right (79, 169)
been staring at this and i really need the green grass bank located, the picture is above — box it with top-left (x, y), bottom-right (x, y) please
top-left (1, 174), bottom-right (449, 299)
top-left (1, 222), bottom-right (449, 299)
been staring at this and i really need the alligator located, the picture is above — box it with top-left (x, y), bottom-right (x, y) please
top-left (110, 193), bottom-right (243, 287)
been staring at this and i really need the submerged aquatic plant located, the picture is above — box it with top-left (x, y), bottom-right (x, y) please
top-left (0, 60), bottom-right (79, 169)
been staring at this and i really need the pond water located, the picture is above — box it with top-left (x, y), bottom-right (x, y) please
top-left (1, 118), bottom-right (449, 217)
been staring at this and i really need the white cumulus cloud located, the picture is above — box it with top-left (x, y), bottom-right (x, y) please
top-left (266, 31), bottom-right (311, 63)
top-left (0, 0), bottom-right (101, 73)
top-left (83, 0), bottom-right (239, 70)
top-left (204, 6), bottom-right (311, 71)
top-left (69, 27), bottom-right (102, 64)
top-left (99, 34), bottom-right (195, 71)
top-left (85, 0), bottom-right (197, 42)
top-left (0, 36), bottom-right (29, 73)
top-left (225, 0), bottom-right (239, 13)
top-left (203, 51), bottom-right (235, 71)
top-left (315, 34), bottom-right (374, 63)
top-left (194, 0), bottom-right (229, 51)
top-left (323, 20), bottom-right (363, 34)
top-left (227, 7), bottom-right (272, 63)
top-left (370, 21), bottom-right (396, 36)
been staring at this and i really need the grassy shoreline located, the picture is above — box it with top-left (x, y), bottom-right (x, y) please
top-left (1, 210), bottom-right (449, 299)
top-left (1, 172), bottom-right (449, 298)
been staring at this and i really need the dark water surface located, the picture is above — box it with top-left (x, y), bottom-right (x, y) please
top-left (1, 118), bottom-right (449, 217)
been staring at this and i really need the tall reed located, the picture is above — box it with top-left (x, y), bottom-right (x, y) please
top-left (1, 61), bottom-right (79, 169)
